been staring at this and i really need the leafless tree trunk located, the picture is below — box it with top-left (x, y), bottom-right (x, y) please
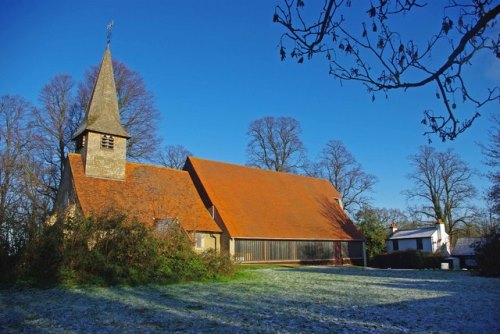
top-left (158, 145), bottom-right (193, 170)
top-left (313, 140), bottom-right (377, 215)
top-left (78, 59), bottom-right (161, 161)
top-left (406, 146), bottom-right (476, 243)
top-left (246, 116), bottom-right (307, 173)
top-left (274, 1), bottom-right (499, 141)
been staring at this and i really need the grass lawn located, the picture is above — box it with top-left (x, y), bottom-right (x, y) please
top-left (1, 266), bottom-right (499, 333)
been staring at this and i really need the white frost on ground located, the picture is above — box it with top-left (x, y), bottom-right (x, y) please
top-left (1, 266), bottom-right (499, 333)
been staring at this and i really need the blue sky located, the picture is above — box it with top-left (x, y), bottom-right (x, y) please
top-left (1, 0), bottom-right (497, 211)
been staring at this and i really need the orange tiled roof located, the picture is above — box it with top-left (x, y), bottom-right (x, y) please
top-left (186, 157), bottom-right (363, 240)
top-left (68, 153), bottom-right (221, 233)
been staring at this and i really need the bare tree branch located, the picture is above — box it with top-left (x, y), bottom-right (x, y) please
top-left (275, 0), bottom-right (500, 141)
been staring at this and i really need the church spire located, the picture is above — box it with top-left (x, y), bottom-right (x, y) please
top-left (72, 45), bottom-right (129, 140)
top-left (71, 42), bottom-right (129, 181)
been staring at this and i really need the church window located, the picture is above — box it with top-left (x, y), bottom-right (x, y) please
top-left (101, 135), bottom-right (114, 149)
top-left (195, 233), bottom-right (204, 249)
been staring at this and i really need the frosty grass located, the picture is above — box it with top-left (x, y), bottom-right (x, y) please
top-left (1, 266), bottom-right (499, 333)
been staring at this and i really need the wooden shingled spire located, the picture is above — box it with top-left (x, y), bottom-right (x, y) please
top-left (72, 44), bottom-right (129, 140)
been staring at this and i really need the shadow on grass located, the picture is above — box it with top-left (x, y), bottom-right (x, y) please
top-left (1, 267), bottom-right (498, 333)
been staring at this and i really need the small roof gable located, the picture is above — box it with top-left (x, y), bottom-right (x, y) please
top-left (72, 46), bottom-right (130, 139)
top-left (67, 154), bottom-right (220, 233)
top-left (185, 157), bottom-right (363, 240)
top-left (388, 227), bottom-right (436, 240)
top-left (452, 237), bottom-right (484, 256)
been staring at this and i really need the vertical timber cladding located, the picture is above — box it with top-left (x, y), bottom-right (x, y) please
top-left (234, 239), bottom-right (365, 263)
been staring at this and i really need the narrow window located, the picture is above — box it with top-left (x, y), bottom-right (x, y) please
top-left (101, 135), bottom-right (114, 149)
top-left (195, 233), bottom-right (204, 249)
top-left (392, 240), bottom-right (399, 251)
top-left (416, 238), bottom-right (423, 250)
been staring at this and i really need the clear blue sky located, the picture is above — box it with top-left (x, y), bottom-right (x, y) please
top-left (1, 0), bottom-right (497, 211)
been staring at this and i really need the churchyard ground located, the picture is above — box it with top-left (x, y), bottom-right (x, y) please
top-left (1, 266), bottom-right (499, 333)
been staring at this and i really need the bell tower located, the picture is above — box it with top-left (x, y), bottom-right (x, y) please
top-left (71, 44), bottom-right (130, 180)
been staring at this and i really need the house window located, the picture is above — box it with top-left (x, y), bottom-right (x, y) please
top-left (195, 233), bottom-right (204, 249)
top-left (392, 240), bottom-right (399, 251)
top-left (101, 135), bottom-right (114, 149)
top-left (416, 238), bottom-right (423, 250)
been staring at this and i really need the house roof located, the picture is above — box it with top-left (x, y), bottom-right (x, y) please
top-left (388, 227), bottom-right (436, 240)
top-left (72, 45), bottom-right (130, 139)
top-left (67, 153), bottom-right (220, 233)
top-left (452, 237), bottom-right (484, 256)
top-left (185, 157), bottom-right (363, 240)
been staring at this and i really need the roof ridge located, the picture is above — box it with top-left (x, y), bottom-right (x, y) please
top-left (188, 156), bottom-right (332, 183)
top-left (126, 160), bottom-right (188, 173)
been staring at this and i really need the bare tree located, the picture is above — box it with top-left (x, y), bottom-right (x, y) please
top-left (246, 116), bottom-right (306, 173)
top-left (32, 74), bottom-right (78, 201)
top-left (0, 96), bottom-right (31, 225)
top-left (315, 140), bottom-right (377, 214)
top-left (274, 1), bottom-right (499, 141)
top-left (78, 59), bottom-right (161, 161)
top-left (159, 145), bottom-right (193, 170)
top-left (481, 116), bottom-right (500, 218)
top-left (406, 146), bottom-right (476, 243)
top-left (0, 95), bottom-right (43, 256)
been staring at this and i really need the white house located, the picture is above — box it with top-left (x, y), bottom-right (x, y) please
top-left (386, 221), bottom-right (450, 255)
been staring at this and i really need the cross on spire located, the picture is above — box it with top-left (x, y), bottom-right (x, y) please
top-left (106, 20), bottom-right (114, 45)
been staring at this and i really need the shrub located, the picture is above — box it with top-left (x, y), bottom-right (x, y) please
top-left (61, 214), bottom-right (166, 285)
top-left (370, 250), bottom-right (444, 269)
top-left (18, 223), bottom-right (64, 286)
top-left (475, 233), bottom-right (500, 277)
top-left (201, 249), bottom-right (237, 278)
top-left (15, 213), bottom-right (237, 286)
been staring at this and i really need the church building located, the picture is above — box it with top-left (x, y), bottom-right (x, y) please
top-left (55, 44), bottom-right (365, 264)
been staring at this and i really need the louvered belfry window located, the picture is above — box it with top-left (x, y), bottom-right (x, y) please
top-left (101, 135), bottom-right (114, 149)
top-left (75, 135), bottom-right (85, 151)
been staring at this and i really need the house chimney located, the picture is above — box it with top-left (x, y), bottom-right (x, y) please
top-left (388, 223), bottom-right (398, 234)
top-left (435, 219), bottom-right (446, 241)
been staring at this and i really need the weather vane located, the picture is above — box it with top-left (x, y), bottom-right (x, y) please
top-left (106, 20), bottom-right (114, 45)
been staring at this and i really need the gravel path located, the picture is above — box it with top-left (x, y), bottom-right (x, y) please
top-left (1, 266), bottom-right (499, 333)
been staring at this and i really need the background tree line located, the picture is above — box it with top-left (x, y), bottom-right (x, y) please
top-left (245, 115), bottom-right (499, 256)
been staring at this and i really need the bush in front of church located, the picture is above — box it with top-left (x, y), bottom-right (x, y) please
top-left (17, 213), bottom-right (236, 286)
